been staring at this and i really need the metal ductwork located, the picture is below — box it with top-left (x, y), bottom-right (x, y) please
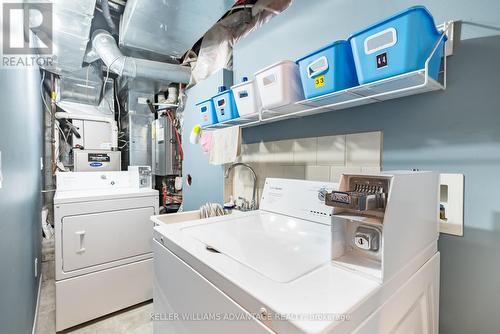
top-left (92, 30), bottom-right (191, 83)
top-left (54, 111), bottom-right (119, 150)
top-left (119, 0), bottom-right (235, 58)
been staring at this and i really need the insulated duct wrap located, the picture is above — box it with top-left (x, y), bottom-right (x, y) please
top-left (188, 0), bottom-right (292, 86)
top-left (92, 30), bottom-right (191, 83)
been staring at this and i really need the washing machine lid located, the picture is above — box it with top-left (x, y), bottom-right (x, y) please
top-left (154, 210), bottom-right (382, 334)
top-left (54, 188), bottom-right (158, 204)
top-left (181, 211), bottom-right (331, 283)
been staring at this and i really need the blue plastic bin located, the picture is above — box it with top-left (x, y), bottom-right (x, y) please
top-left (197, 99), bottom-right (217, 127)
top-left (349, 6), bottom-right (445, 84)
top-left (297, 40), bottom-right (358, 99)
top-left (212, 89), bottom-right (239, 123)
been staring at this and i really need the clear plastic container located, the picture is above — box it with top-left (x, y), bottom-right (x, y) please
top-left (254, 60), bottom-right (304, 110)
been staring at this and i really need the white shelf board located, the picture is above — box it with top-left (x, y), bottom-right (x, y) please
top-left (203, 113), bottom-right (260, 130)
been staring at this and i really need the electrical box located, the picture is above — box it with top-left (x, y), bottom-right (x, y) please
top-left (128, 166), bottom-right (153, 189)
top-left (74, 150), bottom-right (121, 172)
top-left (152, 117), bottom-right (177, 176)
top-left (72, 120), bottom-right (115, 151)
top-left (439, 173), bottom-right (464, 236)
top-left (120, 89), bottom-right (155, 170)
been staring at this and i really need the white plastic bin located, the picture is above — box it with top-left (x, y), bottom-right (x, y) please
top-left (254, 60), bottom-right (304, 111)
top-left (231, 78), bottom-right (261, 119)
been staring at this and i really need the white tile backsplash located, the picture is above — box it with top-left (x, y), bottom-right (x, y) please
top-left (241, 143), bottom-right (260, 163)
top-left (227, 131), bottom-right (382, 204)
top-left (305, 166), bottom-right (330, 181)
top-left (272, 140), bottom-right (294, 163)
top-left (317, 135), bottom-right (346, 166)
top-left (265, 164), bottom-right (285, 178)
top-left (293, 137), bottom-right (317, 165)
top-left (259, 141), bottom-right (275, 163)
top-left (346, 132), bottom-right (382, 167)
top-left (330, 166), bottom-right (362, 182)
top-left (361, 166), bottom-right (382, 174)
top-left (283, 165), bottom-right (306, 179)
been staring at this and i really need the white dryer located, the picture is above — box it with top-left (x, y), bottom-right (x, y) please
top-left (152, 173), bottom-right (440, 334)
top-left (54, 170), bottom-right (159, 331)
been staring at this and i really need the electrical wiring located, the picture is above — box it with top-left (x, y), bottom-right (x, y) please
top-left (164, 110), bottom-right (184, 161)
top-left (114, 79), bottom-right (121, 132)
top-left (55, 121), bottom-right (69, 160)
top-left (85, 64), bottom-right (91, 103)
top-left (40, 70), bottom-right (68, 168)
top-left (101, 56), bottom-right (123, 119)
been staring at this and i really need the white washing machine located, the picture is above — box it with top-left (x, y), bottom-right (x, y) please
top-left (54, 170), bottom-right (158, 331)
top-left (152, 173), bottom-right (440, 334)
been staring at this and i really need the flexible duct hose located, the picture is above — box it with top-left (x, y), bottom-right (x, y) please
top-left (92, 30), bottom-right (191, 83)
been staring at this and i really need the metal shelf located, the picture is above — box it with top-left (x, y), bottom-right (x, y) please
top-left (203, 22), bottom-right (452, 130)
top-left (204, 113), bottom-right (260, 129)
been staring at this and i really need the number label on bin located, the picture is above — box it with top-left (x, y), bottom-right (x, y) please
top-left (376, 52), bottom-right (388, 68)
top-left (315, 75), bottom-right (326, 88)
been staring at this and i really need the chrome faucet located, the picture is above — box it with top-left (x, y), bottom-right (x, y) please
top-left (224, 162), bottom-right (258, 211)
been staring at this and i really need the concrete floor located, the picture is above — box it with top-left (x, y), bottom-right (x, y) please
top-left (35, 239), bottom-right (153, 334)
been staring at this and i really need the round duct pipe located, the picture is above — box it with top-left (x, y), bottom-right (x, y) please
top-left (92, 30), bottom-right (191, 83)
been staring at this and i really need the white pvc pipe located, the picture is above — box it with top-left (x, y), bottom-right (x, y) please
top-left (55, 112), bottom-right (118, 150)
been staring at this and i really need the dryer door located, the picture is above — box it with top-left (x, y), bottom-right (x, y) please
top-left (62, 207), bottom-right (155, 272)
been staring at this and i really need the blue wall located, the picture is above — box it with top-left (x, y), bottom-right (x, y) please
top-left (231, 1), bottom-right (500, 333)
top-left (0, 68), bottom-right (43, 333)
top-left (182, 69), bottom-right (233, 211)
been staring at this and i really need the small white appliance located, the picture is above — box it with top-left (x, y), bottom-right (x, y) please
top-left (54, 169), bottom-right (159, 331)
top-left (152, 172), bottom-right (440, 334)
